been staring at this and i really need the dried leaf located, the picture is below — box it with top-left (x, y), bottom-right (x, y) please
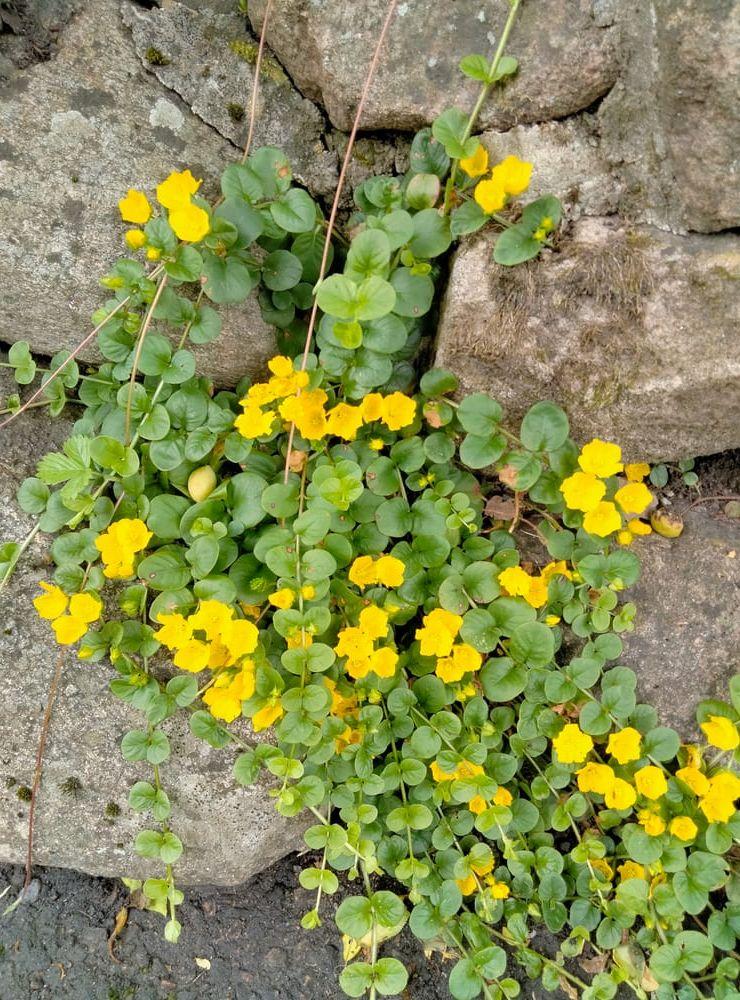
top-left (578, 953), bottom-right (609, 975)
top-left (107, 906), bottom-right (128, 964)
top-left (195, 957), bottom-right (211, 970)
top-left (485, 495), bottom-right (517, 520)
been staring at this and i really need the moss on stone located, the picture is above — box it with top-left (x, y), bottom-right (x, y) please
top-left (145, 46), bottom-right (171, 67)
top-left (229, 39), bottom-right (288, 85)
top-left (227, 102), bottom-right (245, 122)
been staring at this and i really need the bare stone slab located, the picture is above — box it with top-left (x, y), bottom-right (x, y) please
top-left (0, 0), bottom-right (334, 386)
top-left (248, 0), bottom-right (619, 132)
top-left (623, 510), bottom-right (740, 737)
top-left (435, 218), bottom-right (740, 462)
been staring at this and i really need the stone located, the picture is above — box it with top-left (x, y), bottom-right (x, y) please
top-left (0, 0), bottom-right (334, 386)
top-left (479, 114), bottom-right (618, 221)
top-left (121, 0), bottom-right (336, 197)
top-left (599, 0), bottom-right (740, 233)
top-left (622, 510), bottom-right (740, 737)
top-left (434, 217), bottom-right (740, 462)
top-left (248, 0), bottom-right (619, 132)
top-left (0, 382), bottom-right (304, 885)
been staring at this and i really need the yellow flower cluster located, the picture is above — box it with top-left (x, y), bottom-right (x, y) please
top-left (559, 439), bottom-right (653, 539)
top-left (324, 677), bottom-right (362, 751)
top-left (414, 609), bottom-right (483, 684)
top-left (118, 169), bottom-right (210, 247)
top-left (33, 583), bottom-right (102, 645)
top-left (497, 560), bottom-right (573, 610)
top-left (347, 554), bottom-right (405, 590)
top-left (268, 584), bottom-right (315, 610)
top-left (700, 714), bottom-right (739, 752)
top-left (234, 357), bottom-right (417, 443)
top-left (455, 852), bottom-right (511, 899)
top-left (467, 152), bottom-right (533, 215)
top-left (554, 720), bottom-right (740, 838)
top-left (334, 605), bottom-right (398, 680)
top-left (432, 757), bottom-right (514, 819)
top-left (95, 518), bottom-right (152, 579)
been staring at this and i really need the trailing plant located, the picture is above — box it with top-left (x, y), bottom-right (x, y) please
top-left (2, 4), bottom-right (739, 998)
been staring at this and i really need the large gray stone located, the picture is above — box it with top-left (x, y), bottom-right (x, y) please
top-left (248, 0), bottom-right (618, 132)
top-left (599, 0), bottom-right (740, 233)
top-left (0, 0), bottom-right (333, 385)
top-left (0, 382), bottom-right (304, 885)
top-left (479, 114), bottom-right (618, 221)
top-left (623, 510), bottom-right (740, 736)
top-left (435, 217), bottom-right (740, 462)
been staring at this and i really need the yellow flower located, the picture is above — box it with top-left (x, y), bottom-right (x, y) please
top-left (617, 530), bottom-right (633, 547)
top-left (545, 615), bottom-right (561, 627)
top-left (361, 393), bottom-right (384, 422)
top-left (524, 576), bottom-right (548, 609)
top-left (552, 723), bottom-right (593, 764)
top-left (155, 612), bottom-right (193, 650)
top-left (156, 168), bottom-right (202, 210)
top-left (124, 229), bottom-right (147, 250)
top-left (490, 155), bottom-right (533, 196)
top-left (324, 677), bottom-right (358, 718)
top-left (615, 482), bottom-right (653, 515)
top-left (234, 404), bottom-right (277, 440)
top-left (493, 786), bottom-right (513, 807)
top-left (697, 770), bottom-right (740, 823)
top-left (607, 727), bottom-right (642, 765)
top-left (33, 582), bottom-right (68, 620)
top-left (700, 715), bottom-right (739, 751)
top-left (634, 765), bottom-right (668, 800)
top-left (485, 878), bottom-right (511, 900)
top-left (618, 861), bottom-right (646, 882)
top-left (576, 762), bottom-right (615, 796)
top-left (675, 766), bottom-right (710, 797)
top-left (301, 584), bottom-right (316, 600)
top-left (625, 462), bottom-right (650, 482)
top-left (221, 619), bottom-right (259, 660)
top-left (52, 615), bottom-right (89, 645)
top-left (335, 627), bottom-right (374, 663)
top-left (628, 519), bottom-right (652, 536)
top-left (669, 816), bottom-right (697, 841)
top-left (189, 599), bottom-right (233, 641)
top-left (369, 647), bottom-right (398, 678)
top-left (638, 809), bottom-right (665, 836)
top-left (415, 608), bottom-right (463, 658)
top-left (326, 402), bottom-right (364, 441)
top-left (279, 389), bottom-right (328, 440)
top-left (468, 794), bottom-right (488, 815)
top-left (460, 143), bottom-right (489, 177)
top-left (146, 247), bottom-right (161, 261)
top-left (578, 439), bottom-right (624, 478)
top-left (169, 203), bottom-right (210, 242)
top-left (583, 502), bottom-right (622, 538)
top-left (267, 355), bottom-right (295, 378)
top-left (118, 189), bottom-right (152, 224)
top-left (69, 592), bottom-right (102, 623)
top-left (498, 565), bottom-right (532, 598)
top-left (252, 698), bottom-right (284, 732)
top-left (359, 605), bottom-right (388, 640)
top-left (605, 778), bottom-right (637, 811)
top-left (541, 561), bottom-right (573, 582)
top-left (430, 761), bottom-right (456, 782)
top-left (474, 177), bottom-right (506, 214)
top-left (380, 392), bottom-right (416, 432)
top-left (375, 555), bottom-right (405, 588)
top-left (369, 437), bottom-right (385, 451)
top-left (348, 555), bottom-right (378, 589)
top-left (435, 643), bottom-right (482, 683)
top-left (269, 588), bottom-right (295, 610)
top-left (560, 471), bottom-right (606, 513)
top-left (173, 639), bottom-right (211, 672)
top-left (95, 518), bottom-right (152, 579)
top-left (203, 669), bottom-right (253, 723)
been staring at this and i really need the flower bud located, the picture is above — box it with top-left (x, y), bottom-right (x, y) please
top-left (188, 465), bottom-right (217, 502)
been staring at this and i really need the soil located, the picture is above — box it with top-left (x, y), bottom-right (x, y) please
top-left (0, 857), bottom-right (569, 1000)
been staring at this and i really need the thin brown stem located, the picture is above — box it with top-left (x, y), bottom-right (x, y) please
top-left (282, 0), bottom-right (400, 483)
top-left (241, 0), bottom-right (275, 163)
top-left (124, 273), bottom-right (169, 445)
top-left (25, 651), bottom-right (65, 890)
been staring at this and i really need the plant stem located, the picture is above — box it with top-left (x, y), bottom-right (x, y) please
top-left (0, 522), bottom-right (41, 592)
top-left (443, 0), bottom-right (522, 214)
top-left (124, 272), bottom-right (169, 445)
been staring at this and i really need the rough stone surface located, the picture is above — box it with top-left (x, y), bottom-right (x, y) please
top-left (599, 0), bottom-right (740, 234)
top-left (0, 392), bottom-right (304, 885)
top-left (480, 114), bottom-right (618, 220)
top-left (0, 0), bottom-right (334, 385)
top-left (248, 0), bottom-right (619, 132)
top-left (435, 217), bottom-right (740, 462)
top-left (623, 510), bottom-right (740, 737)
top-left (121, 0), bottom-right (336, 197)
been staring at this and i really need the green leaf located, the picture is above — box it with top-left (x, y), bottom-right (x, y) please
top-left (457, 394), bottom-right (503, 436)
top-left (520, 401), bottom-right (569, 451)
top-left (165, 245), bottom-right (202, 283)
top-left (409, 128), bottom-right (450, 178)
top-left (270, 188), bottom-right (317, 233)
top-left (262, 250), bottom-right (303, 291)
top-left (202, 254), bottom-right (256, 304)
top-left (389, 268), bottom-right (434, 318)
top-left (405, 173), bottom-right (441, 211)
top-left (431, 108), bottom-right (477, 160)
top-left (339, 963), bottom-right (374, 998)
top-left (345, 229), bottom-right (391, 282)
top-left (481, 657), bottom-right (527, 700)
top-left (459, 53), bottom-right (492, 82)
top-left (408, 209), bottom-right (451, 259)
top-left (509, 621), bottom-right (555, 667)
top-left (373, 958), bottom-right (408, 996)
top-left (335, 896), bottom-right (373, 938)
top-left (450, 200), bottom-right (488, 237)
top-left (493, 224), bottom-right (542, 267)
top-left (17, 477), bottom-right (50, 514)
